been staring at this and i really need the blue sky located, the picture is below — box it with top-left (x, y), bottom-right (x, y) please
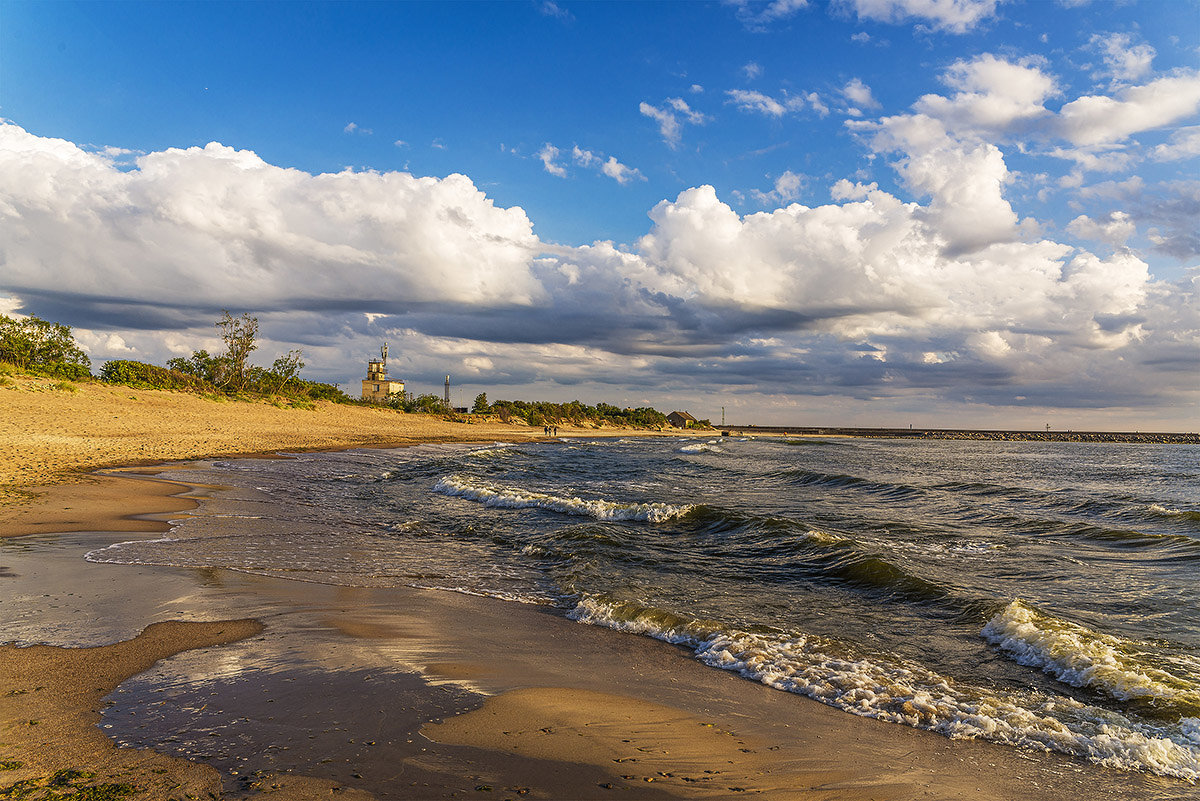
top-left (1, 0), bottom-right (1198, 428)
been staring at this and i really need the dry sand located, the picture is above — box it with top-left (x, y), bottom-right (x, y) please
top-left (0, 372), bottom-right (665, 496)
top-left (0, 371), bottom-right (674, 534)
top-left (1, 373), bottom-right (1192, 800)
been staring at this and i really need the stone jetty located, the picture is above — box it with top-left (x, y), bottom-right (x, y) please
top-left (720, 426), bottom-right (1199, 445)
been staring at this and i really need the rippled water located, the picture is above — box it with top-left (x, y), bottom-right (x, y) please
top-left (87, 436), bottom-right (1200, 781)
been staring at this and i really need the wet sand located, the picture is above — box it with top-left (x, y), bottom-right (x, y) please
top-left (1, 377), bottom-right (1193, 799)
top-left (2, 467), bottom-right (1194, 800)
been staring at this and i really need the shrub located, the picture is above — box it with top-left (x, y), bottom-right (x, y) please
top-left (166, 349), bottom-right (225, 384)
top-left (485, 398), bottom-right (668, 429)
top-left (386, 392), bottom-right (450, 415)
top-left (99, 360), bottom-right (217, 393)
top-left (0, 314), bottom-right (91, 379)
top-left (299, 380), bottom-right (352, 403)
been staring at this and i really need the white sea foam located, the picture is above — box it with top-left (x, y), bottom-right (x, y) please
top-left (1149, 503), bottom-right (1200, 521)
top-left (466, 444), bottom-right (518, 459)
top-left (982, 600), bottom-right (1200, 708)
top-left (569, 595), bottom-right (1200, 781)
top-left (409, 582), bottom-right (552, 606)
top-left (803, 528), bottom-right (848, 546)
top-left (86, 536), bottom-right (179, 564)
top-left (949, 540), bottom-right (1004, 554)
top-left (896, 539), bottom-right (1004, 558)
top-left (386, 520), bottom-right (431, 533)
top-left (678, 442), bottom-right (723, 454)
top-left (432, 475), bottom-right (692, 523)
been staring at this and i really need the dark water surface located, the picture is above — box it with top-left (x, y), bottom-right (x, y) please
top-left (87, 436), bottom-right (1200, 781)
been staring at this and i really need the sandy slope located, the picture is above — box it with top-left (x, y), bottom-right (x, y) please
top-left (0, 372), bottom-right (662, 495)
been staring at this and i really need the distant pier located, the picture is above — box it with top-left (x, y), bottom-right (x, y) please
top-left (720, 425), bottom-right (1199, 445)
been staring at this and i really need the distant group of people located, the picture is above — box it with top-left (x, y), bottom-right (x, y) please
top-left (543, 425), bottom-right (558, 436)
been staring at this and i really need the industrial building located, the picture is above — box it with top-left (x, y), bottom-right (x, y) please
top-left (361, 344), bottom-right (405, 402)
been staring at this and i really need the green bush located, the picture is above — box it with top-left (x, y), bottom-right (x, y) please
top-left (166, 349), bottom-right (225, 384)
top-left (299, 380), bottom-right (352, 403)
top-left (99, 360), bottom-right (217, 393)
top-left (485, 398), bottom-right (668, 429)
top-left (387, 392), bottom-right (451, 415)
top-left (0, 314), bottom-right (91, 379)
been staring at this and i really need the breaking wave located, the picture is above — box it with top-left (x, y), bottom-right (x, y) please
top-left (570, 595), bottom-right (1200, 781)
top-left (678, 441), bottom-right (723, 454)
top-left (432, 475), bottom-right (693, 523)
top-left (1149, 504), bottom-right (1200, 524)
top-left (982, 600), bottom-right (1200, 717)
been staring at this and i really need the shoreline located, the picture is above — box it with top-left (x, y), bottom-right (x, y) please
top-left (2, 379), bottom-right (1195, 799)
top-left (0, 370), bottom-right (686, 503)
top-left (2, 461), bottom-right (1194, 800)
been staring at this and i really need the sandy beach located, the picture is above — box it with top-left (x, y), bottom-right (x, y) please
top-left (1, 376), bottom-right (1193, 800)
top-left (0, 372), bottom-right (674, 502)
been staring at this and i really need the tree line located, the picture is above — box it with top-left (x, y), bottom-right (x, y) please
top-left (1, 310), bottom-right (675, 427)
top-left (0, 314), bottom-right (92, 379)
top-left (466, 393), bottom-right (669, 429)
top-left (0, 310), bottom-right (346, 405)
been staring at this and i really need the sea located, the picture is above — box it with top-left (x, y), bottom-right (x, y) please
top-left (85, 435), bottom-right (1200, 782)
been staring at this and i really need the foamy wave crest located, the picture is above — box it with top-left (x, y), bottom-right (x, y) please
top-left (570, 595), bottom-right (1200, 781)
top-left (466, 443), bottom-right (519, 459)
top-left (982, 600), bottom-right (1200, 713)
top-left (1149, 503), bottom-right (1200, 523)
top-left (678, 441), bottom-right (723, 454)
top-left (432, 475), bottom-right (692, 523)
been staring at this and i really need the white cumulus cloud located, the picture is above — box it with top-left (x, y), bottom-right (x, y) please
top-left (1151, 126), bottom-right (1200, 162)
top-left (1066, 211), bottom-right (1136, 247)
top-left (726, 89), bottom-right (821, 118)
top-left (1, 123), bottom-right (1194, 422)
top-left (914, 54), bottom-right (1057, 138)
top-left (842, 78), bottom-right (881, 110)
top-left (570, 145), bottom-right (645, 184)
top-left (1088, 32), bottom-right (1156, 84)
top-left (640, 98), bottom-right (708, 148)
top-left (1056, 70), bottom-right (1200, 147)
top-left (538, 143), bottom-right (567, 177)
top-left (751, 170), bottom-right (806, 205)
top-left (842, 0), bottom-right (1001, 34)
top-left (731, 0), bottom-right (810, 30)
top-left (0, 123), bottom-right (544, 319)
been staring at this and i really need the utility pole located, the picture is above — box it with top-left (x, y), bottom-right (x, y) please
top-left (721, 406), bottom-right (725, 427)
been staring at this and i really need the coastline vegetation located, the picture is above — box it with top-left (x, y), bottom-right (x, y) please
top-left (470, 394), bottom-right (670, 429)
top-left (0, 311), bottom-right (676, 428)
top-left (0, 314), bottom-right (91, 380)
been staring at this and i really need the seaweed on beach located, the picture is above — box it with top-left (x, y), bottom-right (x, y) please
top-left (0, 768), bottom-right (135, 800)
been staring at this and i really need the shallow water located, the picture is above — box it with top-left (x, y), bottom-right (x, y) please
top-left (87, 436), bottom-right (1200, 781)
